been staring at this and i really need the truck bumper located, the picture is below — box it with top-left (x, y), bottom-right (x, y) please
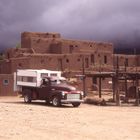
top-left (61, 99), bottom-right (84, 103)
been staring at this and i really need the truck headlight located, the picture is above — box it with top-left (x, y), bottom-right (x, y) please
top-left (61, 91), bottom-right (68, 96)
top-left (62, 92), bottom-right (65, 96)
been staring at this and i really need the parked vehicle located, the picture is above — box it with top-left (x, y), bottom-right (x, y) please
top-left (14, 69), bottom-right (84, 107)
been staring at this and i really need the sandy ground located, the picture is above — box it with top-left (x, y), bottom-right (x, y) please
top-left (0, 97), bottom-right (140, 140)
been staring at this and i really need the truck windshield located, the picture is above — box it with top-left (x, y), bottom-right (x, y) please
top-left (50, 78), bottom-right (67, 85)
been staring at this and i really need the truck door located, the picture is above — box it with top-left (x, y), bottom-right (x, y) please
top-left (38, 79), bottom-right (51, 99)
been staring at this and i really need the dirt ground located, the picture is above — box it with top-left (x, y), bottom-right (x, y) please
top-left (0, 96), bottom-right (140, 140)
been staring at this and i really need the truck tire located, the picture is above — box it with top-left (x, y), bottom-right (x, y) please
top-left (52, 96), bottom-right (61, 107)
top-left (72, 102), bottom-right (81, 107)
top-left (23, 89), bottom-right (32, 103)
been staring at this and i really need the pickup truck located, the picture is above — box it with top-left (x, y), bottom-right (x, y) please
top-left (14, 69), bottom-right (84, 107)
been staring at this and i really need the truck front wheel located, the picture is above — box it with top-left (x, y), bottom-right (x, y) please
top-left (72, 102), bottom-right (81, 107)
top-left (52, 96), bottom-right (61, 107)
top-left (23, 89), bottom-right (32, 103)
top-left (24, 94), bottom-right (32, 103)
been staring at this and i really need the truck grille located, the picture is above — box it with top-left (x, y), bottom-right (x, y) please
top-left (67, 94), bottom-right (80, 100)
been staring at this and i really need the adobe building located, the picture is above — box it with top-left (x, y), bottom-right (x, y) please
top-left (4, 32), bottom-right (114, 73)
top-left (0, 32), bottom-right (140, 96)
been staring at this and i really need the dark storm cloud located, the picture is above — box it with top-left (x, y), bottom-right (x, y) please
top-left (0, 0), bottom-right (140, 52)
top-left (0, 0), bottom-right (60, 50)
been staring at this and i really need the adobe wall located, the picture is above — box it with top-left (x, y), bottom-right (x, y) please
top-left (1, 52), bottom-right (114, 75)
top-left (5, 48), bottom-right (33, 59)
top-left (113, 54), bottom-right (138, 67)
top-left (54, 39), bottom-right (81, 54)
top-left (30, 38), bottom-right (58, 53)
top-left (0, 60), bottom-right (11, 74)
top-left (57, 39), bottom-right (113, 53)
top-left (28, 53), bottom-right (91, 71)
top-left (10, 57), bottom-right (30, 73)
top-left (21, 32), bottom-right (114, 67)
top-left (61, 54), bottom-right (91, 71)
top-left (49, 41), bottom-right (63, 54)
top-left (28, 54), bottom-right (61, 70)
top-left (0, 52), bottom-right (100, 75)
top-left (21, 32), bottom-right (61, 39)
top-left (0, 74), bottom-right (15, 96)
top-left (21, 32), bottom-right (61, 51)
top-left (0, 57), bottom-right (30, 75)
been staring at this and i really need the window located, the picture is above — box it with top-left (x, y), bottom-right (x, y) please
top-left (3, 79), bottom-right (9, 85)
top-left (125, 58), bottom-right (128, 66)
top-left (18, 63), bottom-right (22, 67)
top-left (41, 73), bottom-right (48, 78)
top-left (85, 58), bottom-right (89, 68)
top-left (77, 58), bottom-right (80, 62)
top-left (104, 55), bottom-right (107, 64)
top-left (17, 76), bottom-right (36, 82)
top-left (22, 77), bottom-right (28, 82)
top-left (7, 53), bottom-right (10, 59)
top-left (69, 45), bottom-right (74, 53)
top-left (41, 59), bottom-right (44, 64)
top-left (28, 77), bottom-right (34, 82)
top-left (50, 73), bottom-right (57, 77)
top-left (17, 76), bottom-right (22, 81)
top-left (92, 77), bottom-right (97, 84)
top-left (66, 59), bottom-right (69, 63)
top-left (58, 59), bottom-right (63, 71)
top-left (91, 54), bottom-right (95, 64)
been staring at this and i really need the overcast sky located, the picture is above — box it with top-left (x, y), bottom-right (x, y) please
top-left (0, 0), bottom-right (140, 51)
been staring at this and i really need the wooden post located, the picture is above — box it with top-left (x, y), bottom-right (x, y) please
top-left (112, 77), bottom-right (116, 102)
top-left (115, 77), bottom-right (121, 106)
top-left (115, 56), bottom-right (120, 106)
top-left (99, 77), bottom-right (102, 98)
top-left (82, 55), bottom-right (86, 97)
top-left (124, 77), bottom-right (128, 102)
top-left (135, 73), bottom-right (139, 106)
top-left (124, 59), bottom-right (128, 102)
top-left (134, 49), bottom-right (139, 105)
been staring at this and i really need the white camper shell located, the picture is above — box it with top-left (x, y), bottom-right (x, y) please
top-left (15, 69), bottom-right (62, 90)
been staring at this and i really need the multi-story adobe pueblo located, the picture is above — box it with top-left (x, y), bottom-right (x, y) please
top-left (0, 32), bottom-right (140, 96)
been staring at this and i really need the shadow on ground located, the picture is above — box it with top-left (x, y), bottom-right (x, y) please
top-left (0, 99), bottom-right (75, 108)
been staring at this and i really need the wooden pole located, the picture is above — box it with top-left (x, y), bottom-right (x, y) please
top-left (124, 77), bottom-right (128, 102)
top-left (112, 77), bottom-right (116, 102)
top-left (99, 77), bottom-right (102, 98)
top-left (124, 58), bottom-right (128, 101)
top-left (82, 55), bottom-right (86, 97)
top-left (116, 56), bottom-right (120, 106)
top-left (135, 73), bottom-right (139, 106)
top-left (115, 76), bottom-right (120, 106)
